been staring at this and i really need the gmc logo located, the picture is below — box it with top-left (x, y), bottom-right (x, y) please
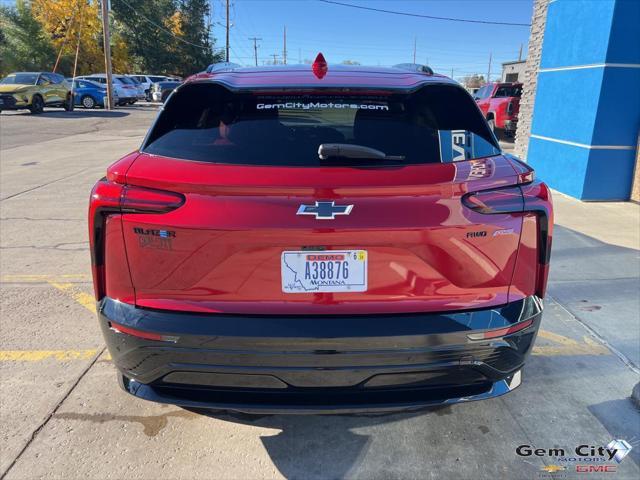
top-left (576, 465), bottom-right (617, 473)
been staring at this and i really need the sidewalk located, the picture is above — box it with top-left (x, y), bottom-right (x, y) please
top-left (548, 191), bottom-right (640, 368)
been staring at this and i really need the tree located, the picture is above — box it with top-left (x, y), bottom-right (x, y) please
top-left (31, 0), bottom-right (130, 75)
top-left (173, 0), bottom-right (218, 75)
top-left (461, 74), bottom-right (485, 89)
top-left (111, 0), bottom-right (221, 77)
top-left (0, 0), bottom-right (56, 76)
top-left (341, 59), bottom-right (361, 65)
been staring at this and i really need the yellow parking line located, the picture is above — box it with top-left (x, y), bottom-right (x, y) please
top-left (1, 274), bottom-right (91, 282)
top-left (533, 329), bottom-right (610, 356)
top-left (0, 349), bottom-right (99, 361)
top-left (47, 281), bottom-right (97, 314)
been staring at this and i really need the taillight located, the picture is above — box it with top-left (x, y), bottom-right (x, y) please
top-left (88, 179), bottom-right (184, 300)
top-left (462, 178), bottom-right (553, 298)
top-left (507, 100), bottom-right (514, 116)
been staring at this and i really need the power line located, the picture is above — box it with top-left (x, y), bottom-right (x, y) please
top-left (317, 0), bottom-right (531, 27)
top-left (117, 0), bottom-right (214, 51)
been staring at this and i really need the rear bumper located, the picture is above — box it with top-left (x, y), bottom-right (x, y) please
top-left (99, 296), bottom-right (543, 414)
top-left (503, 119), bottom-right (518, 133)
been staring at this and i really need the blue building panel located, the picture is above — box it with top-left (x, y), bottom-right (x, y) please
top-left (607, 0), bottom-right (640, 64)
top-left (527, 0), bottom-right (639, 200)
top-left (582, 149), bottom-right (636, 200)
top-left (592, 67), bottom-right (640, 146)
top-left (540, 0), bottom-right (615, 69)
top-left (527, 137), bottom-right (589, 199)
top-left (532, 68), bottom-right (604, 145)
top-left (527, 138), bottom-right (635, 201)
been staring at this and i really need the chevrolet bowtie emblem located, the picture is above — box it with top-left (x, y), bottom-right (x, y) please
top-left (540, 465), bottom-right (566, 473)
top-left (296, 201), bottom-right (353, 220)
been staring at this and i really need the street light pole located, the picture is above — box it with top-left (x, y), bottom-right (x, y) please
top-left (225, 0), bottom-right (230, 62)
top-left (100, 0), bottom-right (114, 110)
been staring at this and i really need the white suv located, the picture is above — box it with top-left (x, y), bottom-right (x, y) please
top-left (127, 75), bottom-right (170, 101)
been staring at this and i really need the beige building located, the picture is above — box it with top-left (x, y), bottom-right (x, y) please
top-left (501, 60), bottom-right (526, 83)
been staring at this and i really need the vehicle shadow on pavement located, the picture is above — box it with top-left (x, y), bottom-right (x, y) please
top-left (187, 407), bottom-right (444, 479)
top-left (547, 224), bottom-right (640, 367)
top-left (3, 110), bottom-right (129, 118)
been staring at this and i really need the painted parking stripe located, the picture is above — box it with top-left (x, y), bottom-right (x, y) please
top-left (0, 350), bottom-right (99, 361)
top-left (47, 281), bottom-right (96, 314)
top-left (1, 274), bottom-right (91, 282)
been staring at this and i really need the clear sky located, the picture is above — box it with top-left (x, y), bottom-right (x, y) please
top-left (217, 0), bottom-right (534, 80)
top-left (0, 0), bottom-right (534, 80)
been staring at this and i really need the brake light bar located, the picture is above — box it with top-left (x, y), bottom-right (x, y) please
top-left (467, 318), bottom-right (534, 341)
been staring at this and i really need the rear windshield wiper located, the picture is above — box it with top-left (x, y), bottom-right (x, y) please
top-left (318, 143), bottom-right (405, 161)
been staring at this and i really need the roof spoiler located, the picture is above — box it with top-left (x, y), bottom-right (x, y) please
top-left (205, 62), bottom-right (242, 74)
top-left (392, 63), bottom-right (434, 75)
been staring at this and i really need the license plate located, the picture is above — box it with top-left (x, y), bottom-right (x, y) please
top-left (281, 250), bottom-right (367, 293)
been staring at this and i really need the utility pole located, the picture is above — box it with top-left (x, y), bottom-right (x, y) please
top-left (412, 37), bottom-right (416, 64)
top-left (283, 26), bottom-right (287, 65)
top-left (487, 52), bottom-right (492, 84)
top-left (451, 68), bottom-right (454, 79)
top-left (518, 43), bottom-right (523, 61)
top-left (100, 0), bottom-right (114, 110)
top-left (225, 0), bottom-right (230, 62)
top-left (271, 53), bottom-right (279, 65)
top-left (248, 37), bottom-right (261, 66)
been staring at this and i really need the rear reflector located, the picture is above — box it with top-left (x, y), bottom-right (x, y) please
top-left (109, 322), bottom-right (179, 343)
top-left (467, 318), bottom-right (534, 341)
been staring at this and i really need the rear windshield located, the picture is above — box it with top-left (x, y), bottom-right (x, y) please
top-left (143, 83), bottom-right (500, 166)
top-left (495, 85), bottom-right (522, 98)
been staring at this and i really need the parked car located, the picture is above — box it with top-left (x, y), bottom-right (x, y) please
top-left (114, 75), bottom-right (142, 103)
top-left (89, 58), bottom-right (553, 414)
top-left (151, 80), bottom-right (181, 103)
top-left (473, 82), bottom-right (522, 137)
top-left (67, 78), bottom-right (117, 109)
top-left (185, 62), bottom-right (241, 82)
top-left (78, 74), bottom-right (135, 106)
top-left (127, 75), bottom-right (170, 100)
top-left (0, 72), bottom-right (73, 114)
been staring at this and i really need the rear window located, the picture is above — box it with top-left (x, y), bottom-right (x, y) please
top-left (495, 85), bottom-right (522, 98)
top-left (143, 83), bottom-right (500, 166)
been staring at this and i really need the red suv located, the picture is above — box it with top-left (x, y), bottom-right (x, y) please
top-left (474, 82), bottom-right (522, 138)
top-left (89, 59), bottom-right (552, 414)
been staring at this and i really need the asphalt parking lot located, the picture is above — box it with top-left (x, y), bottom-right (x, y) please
top-left (1, 106), bottom-right (639, 479)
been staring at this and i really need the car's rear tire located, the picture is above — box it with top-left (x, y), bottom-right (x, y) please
top-left (64, 94), bottom-right (74, 111)
top-left (81, 95), bottom-right (96, 109)
top-left (29, 95), bottom-right (44, 114)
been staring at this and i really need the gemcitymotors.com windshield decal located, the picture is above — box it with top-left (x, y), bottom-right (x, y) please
top-left (256, 102), bottom-right (389, 111)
